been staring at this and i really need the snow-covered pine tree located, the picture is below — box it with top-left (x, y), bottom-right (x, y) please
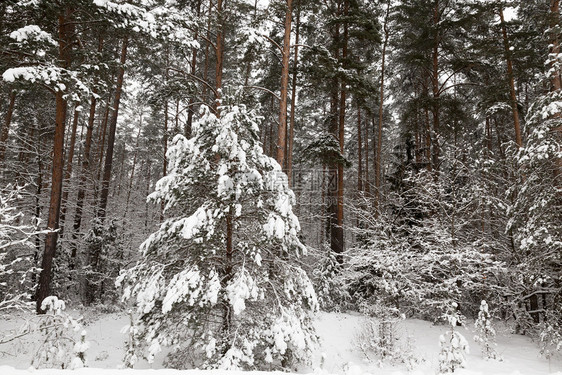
top-left (474, 300), bottom-right (499, 360)
top-left (438, 302), bottom-right (469, 373)
top-left (118, 100), bottom-right (318, 370)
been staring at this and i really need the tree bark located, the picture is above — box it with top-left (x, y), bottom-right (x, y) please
top-left (86, 36), bottom-right (128, 305)
top-left (332, 0), bottom-right (348, 263)
top-left (364, 113), bottom-right (370, 194)
top-left (203, 0), bottom-right (213, 102)
top-left (287, 0), bottom-right (301, 188)
top-left (71, 94), bottom-right (96, 259)
top-left (431, 0), bottom-right (442, 171)
top-left (375, 0), bottom-right (390, 213)
top-left (277, 0), bottom-right (293, 170)
top-left (186, 0), bottom-right (201, 138)
top-left (550, 0), bottom-right (561, 91)
top-left (59, 106), bottom-right (81, 234)
top-left (0, 91), bottom-right (16, 163)
top-left (36, 9), bottom-right (73, 313)
top-left (215, 0), bottom-right (224, 110)
top-left (95, 97), bottom-right (111, 194)
top-left (160, 101), bottom-right (168, 221)
top-left (97, 36), bottom-right (128, 221)
top-left (357, 105), bottom-right (363, 192)
top-left (123, 126), bottom-right (142, 219)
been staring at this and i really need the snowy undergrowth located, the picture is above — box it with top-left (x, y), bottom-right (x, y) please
top-left (1, 310), bottom-right (562, 374)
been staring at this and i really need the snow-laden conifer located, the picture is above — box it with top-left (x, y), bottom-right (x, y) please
top-left (118, 100), bottom-right (318, 370)
top-left (474, 300), bottom-right (499, 360)
top-left (438, 302), bottom-right (469, 373)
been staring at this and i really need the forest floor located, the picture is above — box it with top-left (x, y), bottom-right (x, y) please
top-left (0, 309), bottom-right (561, 375)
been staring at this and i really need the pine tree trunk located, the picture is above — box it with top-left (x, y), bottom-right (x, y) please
top-left (97, 36), bottom-right (128, 221)
top-left (287, 0), bottom-right (301, 188)
top-left (186, 0), bottom-right (201, 137)
top-left (123, 126), bottom-right (142, 219)
top-left (357, 105), bottom-right (363, 192)
top-left (277, 0), bottom-right (293, 169)
top-left (424, 87), bottom-right (433, 172)
top-left (215, 0), bottom-right (224, 109)
top-left (0, 91), bottom-right (16, 163)
top-left (160, 102), bottom-right (168, 221)
top-left (86, 36), bottom-right (128, 305)
top-left (71, 93), bottom-right (96, 262)
top-left (95, 97), bottom-right (111, 196)
top-left (499, 6), bottom-right (522, 148)
top-left (36, 9), bottom-right (73, 313)
top-left (431, 0), bottom-right (441, 171)
top-left (60, 106), bottom-right (81, 234)
top-left (364, 114), bottom-right (370, 194)
top-left (332, 0), bottom-right (348, 263)
top-left (203, 0), bottom-right (212, 102)
top-left (549, 0), bottom-right (562, 182)
top-left (375, 0), bottom-right (390, 213)
top-left (550, 0), bottom-right (561, 91)
top-left (32, 121), bottom-right (44, 285)
top-left (327, 0), bottom-right (341, 263)
top-left (144, 160), bottom-right (151, 230)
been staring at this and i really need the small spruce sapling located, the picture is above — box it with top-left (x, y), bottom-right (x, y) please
top-left (31, 296), bottom-right (86, 369)
top-left (538, 308), bottom-right (562, 359)
top-left (356, 305), bottom-right (422, 369)
top-left (71, 330), bottom-right (89, 369)
top-left (438, 302), bottom-right (469, 373)
top-left (121, 309), bottom-right (140, 368)
top-left (474, 300), bottom-right (500, 360)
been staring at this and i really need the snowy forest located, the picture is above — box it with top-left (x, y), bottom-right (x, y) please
top-left (0, 0), bottom-right (561, 374)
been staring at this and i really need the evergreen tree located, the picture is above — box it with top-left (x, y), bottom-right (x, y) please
top-left (474, 300), bottom-right (500, 360)
top-left (118, 97), bottom-right (318, 370)
top-left (438, 302), bottom-right (469, 374)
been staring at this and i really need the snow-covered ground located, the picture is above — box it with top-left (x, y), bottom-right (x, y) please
top-left (0, 310), bottom-right (561, 375)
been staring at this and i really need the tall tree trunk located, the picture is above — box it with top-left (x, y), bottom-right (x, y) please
top-left (431, 0), bottom-right (442, 171)
top-left (550, 0), bottom-right (561, 91)
top-left (424, 83), bottom-right (433, 172)
top-left (86, 36), bottom-right (128, 305)
top-left (0, 91), bottom-right (16, 163)
top-left (332, 0), bottom-right (348, 263)
top-left (36, 9), bottom-right (73, 313)
top-left (277, 0), bottom-right (293, 169)
top-left (499, 6), bottom-right (522, 148)
top-left (160, 102), bottom-right (168, 221)
top-left (72, 32), bottom-right (103, 248)
top-left (144, 160), bottom-right (152, 230)
top-left (95, 97), bottom-right (111, 194)
top-left (375, 0), bottom-right (390, 213)
top-left (327, 0), bottom-right (340, 263)
top-left (97, 36), bottom-right (128, 221)
top-left (123, 126), bottom-right (142, 219)
top-left (357, 104), bottom-right (363, 192)
top-left (160, 48), bottom-right (170, 221)
top-left (549, 0), bottom-right (562, 182)
top-left (186, 0), bottom-right (201, 138)
top-left (59, 106), bottom-right (81, 234)
top-left (203, 0), bottom-right (213, 102)
top-left (215, 0), bottom-right (224, 110)
top-left (71, 93), bottom-right (97, 261)
top-left (287, 0), bottom-right (301, 188)
top-left (364, 113), bottom-right (370, 194)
